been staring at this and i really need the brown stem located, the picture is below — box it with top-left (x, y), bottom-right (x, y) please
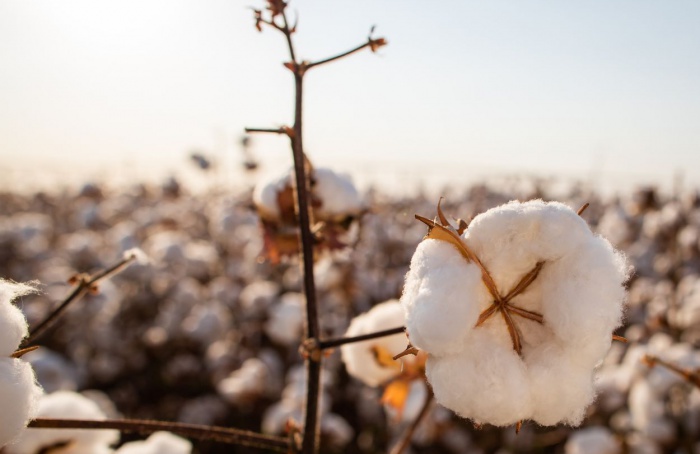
top-left (388, 385), bottom-right (434, 454)
top-left (28, 418), bottom-right (290, 452)
top-left (306, 40), bottom-right (377, 70)
top-left (643, 354), bottom-right (700, 388)
top-left (22, 255), bottom-right (137, 347)
top-left (245, 127), bottom-right (287, 134)
top-left (319, 327), bottom-right (405, 350)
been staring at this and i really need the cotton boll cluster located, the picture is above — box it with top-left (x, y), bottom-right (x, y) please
top-left (0, 280), bottom-right (43, 448)
top-left (252, 166), bottom-right (365, 262)
top-left (401, 200), bottom-right (629, 427)
top-left (6, 390), bottom-right (119, 454)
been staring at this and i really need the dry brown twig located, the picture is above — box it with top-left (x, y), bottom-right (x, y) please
top-left (642, 354), bottom-right (700, 388)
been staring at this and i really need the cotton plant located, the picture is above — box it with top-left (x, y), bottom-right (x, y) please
top-left (6, 390), bottom-right (119, 454)
top-left (0, 280), bottom-right (44, 449)
top-left (400, 199), bottom-right (630, 429)
top-left (340, 300), bottom-right (427, 417)
top-left (252, 166), bottom-right (365, 263)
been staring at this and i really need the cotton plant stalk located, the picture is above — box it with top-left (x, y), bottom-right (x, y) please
top-left (400, 199), bottom-right (630, 427)
top-left (0, 280), bottom-right (44, 448)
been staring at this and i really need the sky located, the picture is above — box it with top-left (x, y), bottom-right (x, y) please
top-left (1, 0), bottom-right (699, 194)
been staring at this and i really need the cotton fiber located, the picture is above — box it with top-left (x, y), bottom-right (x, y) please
top-left (115, 431), bottom-right (191, 454)
top-left (0, 280), bottom-right (43, 448)
top-left (400, 200), bottom-right (629, 427)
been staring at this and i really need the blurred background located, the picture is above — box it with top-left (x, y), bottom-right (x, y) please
top-left (1, 0), bottom-right (699, 194)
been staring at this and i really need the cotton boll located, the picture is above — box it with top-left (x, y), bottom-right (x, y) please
top-left (401, 240), bottom-right (486, 356)
top-left (25, 348), bottom-right (79, 393)
top-left (629, 381), bottom-right (675, 443)
top-left (115, 431), bottom-right (191, 454)
top-left (0, 358), bottom-right (43, 448)
top-left (265, 292), bottom-right (304, 346)
top-left (252, 171), bottom-right (290, 220)
top-left (312, 168), bottom-right (364, 217)
top-left (7, 390), bottom-right (119, 453)
top-left (341, 300), bottom-right (408, 387)
top-left (564, 426), bottom-right (620, 454)
top-left (217, 358), bottom-right (271, 403)
top-left (401, 200), bottom-right (628, 427)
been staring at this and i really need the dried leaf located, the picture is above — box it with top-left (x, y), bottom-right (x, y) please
top-left (372, 345), bottom-right (402, 371)
top-left (381, 378), bottom-right (411, 417)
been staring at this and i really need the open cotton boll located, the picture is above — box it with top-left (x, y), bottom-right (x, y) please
top-left (0, 280), bottom-right (36, 357)
top-left (312, 168), bottom-right (363, 217)
top-left (341, 300), bottom-right (408, 387)
top-left (252, 171), bottom-right (290, 221)
top-left (7, 390), bottom-right (119, 454)
top-left (0, 358), bottom-right (43, 448)
top-left (401, 200), bottom-right (629, 427)
top-left (564, 426), bottom-right (620, 454)
top-left (115, 431), bottom-right (191, 454)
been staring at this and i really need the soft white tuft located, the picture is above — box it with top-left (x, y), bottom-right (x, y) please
top-left (0, 280), bottom-right (37, 357)
top-left (115, 431), bottom-right (191, 454)
top-left (0, 358), bottom-right (44, 448)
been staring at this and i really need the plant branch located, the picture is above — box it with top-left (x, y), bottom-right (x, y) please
top-left (22, 254), bottom-right (137, 347)
top-left (306, 38), bottom-right (385, 70)
top-left (245, 127), bottom-right (288, 135)
top-left (28, 418), bottom-right (290, 452)
top-left (643, 354), bottom-right (700, 387)
top-left (319, 326), bottom-right (405, 350)
top-left (388, 385), bottom-right (434, 454)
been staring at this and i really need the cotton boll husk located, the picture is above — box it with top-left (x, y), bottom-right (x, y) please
top-left (340, 300), bottom-right (408, 387)
top-left (312, 168), bottom-right (363, 217)
top-left (0, 358), bottom-right (43, 448)
top-left (0, 280), bottom-right (36, 356)
top-left (401, 240), bottom-right (486, 356)
top-left (564, 426), bottom-right (620, 454)
top-left (425, 330), bottom-right (531, 426)
top-left (115, 431), bottom-right (191, 454)
top-left (7, 390), bottom-right (119, 453)
top-left (525, 342), bottom-right (595, 426)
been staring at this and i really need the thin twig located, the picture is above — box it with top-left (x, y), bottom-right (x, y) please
top-left (642, 354), bottom-right (700, 388)
top-left (319, 326), bottom-right (405, 350)
top-left (245, 127), bottom-right (287, 135)
top-left (28, 418), bottom-right (290, 452)
top-left (388, 385), bottom-right (434, 454)
top-left (23, 254), bottom-right (137, 347)
top-left (306, 39), bottom-right (380, 70)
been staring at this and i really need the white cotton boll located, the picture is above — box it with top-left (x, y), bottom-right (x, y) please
top-left (25, 348), bottom-right (79, 393)
top-left (7, 390), bottom-right (119, 453)
top-left (321, 413), bottom-right (354, 449)
top-left (0, 358), bottom-right (43, 448)
top-left (401, 240), bottom-right (486, 356)
top-left (401, 200), bottom-right (629, 427)
top-left (265, 292), bottom-right (304, 346)
top-left (597, 206), bottom-right (632, 247)
top-left (564, 426), bottom-right (620, 454)
top-left (341, 300), bottom-right (408, 387)
top-left (252, 171), bottom-right (291, 220)
top-left (49, 443), bottom-right (115, 454)
top-left (239, 281), bottom-right (280, 312)
top-left (0, 280), bottom-right (36, 356)
top-left (312, 168), bottom-right (363, 217)
top-left (115, 431), bottom-right (191, 454)
top-left (217, 358), bottom-right (270, 403)
top-left (629, 381), bottom-right (675, 443)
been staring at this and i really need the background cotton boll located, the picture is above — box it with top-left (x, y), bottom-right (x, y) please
top-left (426, 331), bottom-right (531, 426)
top-left (265, 292), bottom-right (304, 346)
top-left (115, 431), bottom-right (192, 454)
top-left (0, 358), bottom-right (43, 448)
top-left (340, 300), bottom-right (407, 387)
top-left (252, 171), bottom-right (290, 220)
top-left (239, 280), bottom-right (280, 314)
top-left (400, 240), bottom-right (485, 356)
top-left (628, 381), bottom-right (676, 443)
top-left (216, 358), bottom-right (271, 403)
top-left (564, 426), bottom-right (620, 454)
top-left (25, 348), bottom-right (79, 393)
top-left (6, 390), bottom-right (119, 454)
top-left (312, 168), bottom-right (364, 217)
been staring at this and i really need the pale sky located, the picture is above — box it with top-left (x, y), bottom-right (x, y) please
top-left (1, 0), bottom-right (699, 193)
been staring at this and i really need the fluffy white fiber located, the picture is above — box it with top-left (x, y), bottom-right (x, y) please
top-left (115, 431), bottom-right (191, 454)
top-left (340, 300), bottom-right (408, 387)
top-left (400, 200), bottom-right (629, 426)
top-left (7, 390), bottom-right (119, 453)
top-left (0, 280), bottom-right (43, 449)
